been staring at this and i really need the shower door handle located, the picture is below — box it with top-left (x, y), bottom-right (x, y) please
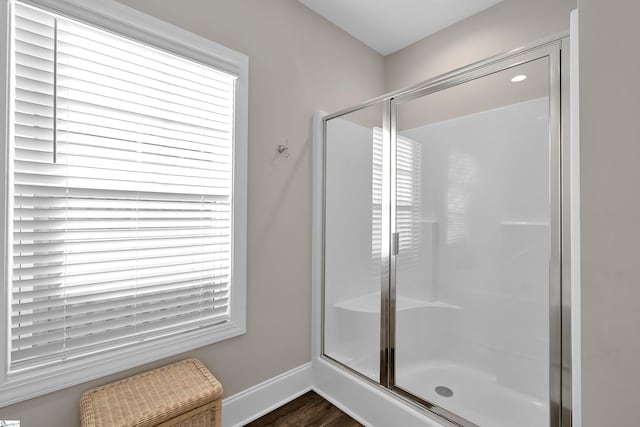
top-left (392, 232), bottom-right (400, 256)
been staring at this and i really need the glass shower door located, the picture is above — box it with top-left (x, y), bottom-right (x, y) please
top-left (391, 57), bottom-right (558, 427)
top-left (323, 102), bottom-right (385, 381)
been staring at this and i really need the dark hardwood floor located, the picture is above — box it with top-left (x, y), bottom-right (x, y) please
top-left (245, 391), bottom-right (363, 427)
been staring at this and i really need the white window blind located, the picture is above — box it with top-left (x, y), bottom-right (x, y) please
top-left (11, 2), bottom-right (237, 371)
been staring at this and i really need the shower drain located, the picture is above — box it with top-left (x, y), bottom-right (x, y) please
top-left (435, 386), bottom-right (454, 397)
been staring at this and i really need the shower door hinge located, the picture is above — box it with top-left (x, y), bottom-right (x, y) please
top-left (392, 232), bottom-right (400, 256)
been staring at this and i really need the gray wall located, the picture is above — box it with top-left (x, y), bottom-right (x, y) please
top-left (384, 0), bottom-right (576, 92)
top-left (0, 1), bottom-right (384, 425)
top-left (578, 1), bottom-right (640, 426)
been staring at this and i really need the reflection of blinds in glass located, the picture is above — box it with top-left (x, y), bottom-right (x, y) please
top-left (372, 128), bottom-right (383, 263)
top-left (371, 128), bottom-right (421, 267)
top-left (396, 134), bottom-right (422, 268)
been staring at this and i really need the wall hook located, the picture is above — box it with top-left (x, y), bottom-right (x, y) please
top-left (277, 142), bottom-right (290, 158)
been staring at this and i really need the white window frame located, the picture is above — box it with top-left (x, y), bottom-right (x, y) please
top-left (0, 0), bottom-right (248, 406)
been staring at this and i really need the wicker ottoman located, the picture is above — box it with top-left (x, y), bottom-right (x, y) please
top-left (80, 358), bottom-right (223, 427)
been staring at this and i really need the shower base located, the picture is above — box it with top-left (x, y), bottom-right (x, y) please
top-left (396, 361), bottom-right (547, 427)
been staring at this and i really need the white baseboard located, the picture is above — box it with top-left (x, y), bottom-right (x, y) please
top-left (312, 386), bottom-right (371, 426)
top-left (221, 363), bottom-right (313, 427)
top-left (220, 359), bottom-right (446, 427)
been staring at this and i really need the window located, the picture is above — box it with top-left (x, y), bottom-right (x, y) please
top-left (1, 0), bottom-right (247, 405)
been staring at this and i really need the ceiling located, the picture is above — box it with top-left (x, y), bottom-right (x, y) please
top-left (298, 0), bottom-right (504, 56)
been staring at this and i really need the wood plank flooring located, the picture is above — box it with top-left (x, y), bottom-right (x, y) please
top-left (245, 391), bottom-right (363, 427)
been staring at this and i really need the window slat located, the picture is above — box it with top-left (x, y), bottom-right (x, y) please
top-left (11, 307), bottom-right (229, 367)
top-left (13, 290), bottom-right (230, 328)
top-left (14, 281), bottom-right (229, 312)
top-left (13, 266), bottom-right (229, 296)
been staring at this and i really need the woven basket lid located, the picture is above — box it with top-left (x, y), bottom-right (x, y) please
top-left (80, 358), bottom-right (222, 427)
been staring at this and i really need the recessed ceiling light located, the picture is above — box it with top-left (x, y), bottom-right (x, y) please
top-left (511, 74), bottom-right (527, 83)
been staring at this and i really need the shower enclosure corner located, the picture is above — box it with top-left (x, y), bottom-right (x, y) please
top-left (320, 38), bottom-right (571, 427)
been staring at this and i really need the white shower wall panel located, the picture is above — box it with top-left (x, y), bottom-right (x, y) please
top-left (399, 97), bottom-right (550, 401)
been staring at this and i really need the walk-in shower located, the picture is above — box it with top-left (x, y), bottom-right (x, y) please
top-left (319, 39), bottom-right (571, 427)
